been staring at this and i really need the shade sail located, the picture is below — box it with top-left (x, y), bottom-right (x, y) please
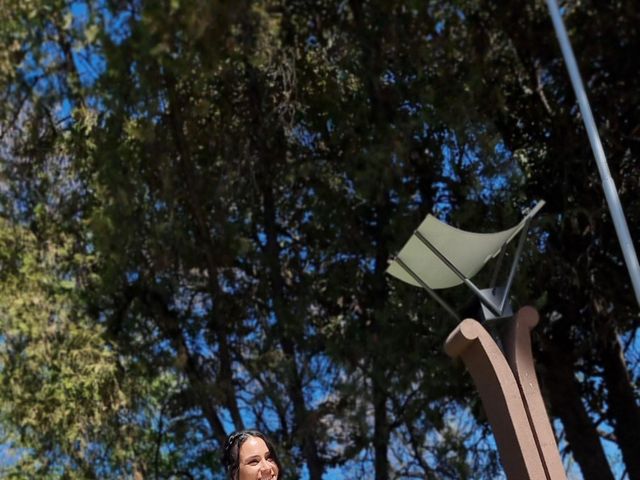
top-left (387, 203), bottom-right (544, 290)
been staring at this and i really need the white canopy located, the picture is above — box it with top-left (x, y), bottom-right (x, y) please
top-left (387, 202), bottom-right (544, 290)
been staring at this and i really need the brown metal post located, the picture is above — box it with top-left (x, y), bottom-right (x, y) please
top-left (445, 319), bottom-right (547, 479)
top-left (502, 307), bottom-right (567, 480)
top-left (445, 308), bottom-right (568, 480)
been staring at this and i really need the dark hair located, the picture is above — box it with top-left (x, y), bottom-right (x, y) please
top-left (222, 429), bottom-right (282, 480)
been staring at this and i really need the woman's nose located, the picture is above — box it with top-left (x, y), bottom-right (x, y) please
top-left (258, 459), bottom-right (272, 478)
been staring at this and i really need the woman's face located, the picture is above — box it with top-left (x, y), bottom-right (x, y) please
top-left (238, 436), bottom-right (279, 480)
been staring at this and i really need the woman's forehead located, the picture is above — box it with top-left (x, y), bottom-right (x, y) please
top-left (240, 436), bottom-right (269, 458)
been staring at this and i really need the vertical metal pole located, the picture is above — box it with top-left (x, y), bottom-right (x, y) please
top-left (545, 0), bottom-right (640, 306)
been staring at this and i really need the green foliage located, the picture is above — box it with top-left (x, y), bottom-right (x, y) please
top-left (0, 222), bottom-right (118, 476)
top-left (0, 0), bottom-right (638, 478)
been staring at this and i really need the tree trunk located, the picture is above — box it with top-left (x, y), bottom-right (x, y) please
top-left (539, 344), bottom-right (615, 480)
top-left (164, 70), bottom-right (245, 433)
top-left (598, 323), bottom-right (640, 480)
top-left (141, 287), bottom-right (228, 446)
top-left (371, 202), bottom-right (392, 480)
top-left (262, 177), bottom-right (325, 480)
top-left (373, 372), bottom-right (390, 480)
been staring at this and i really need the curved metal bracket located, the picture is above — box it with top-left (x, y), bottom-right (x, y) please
top-left (445, 307), bottom-right (566, 480)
